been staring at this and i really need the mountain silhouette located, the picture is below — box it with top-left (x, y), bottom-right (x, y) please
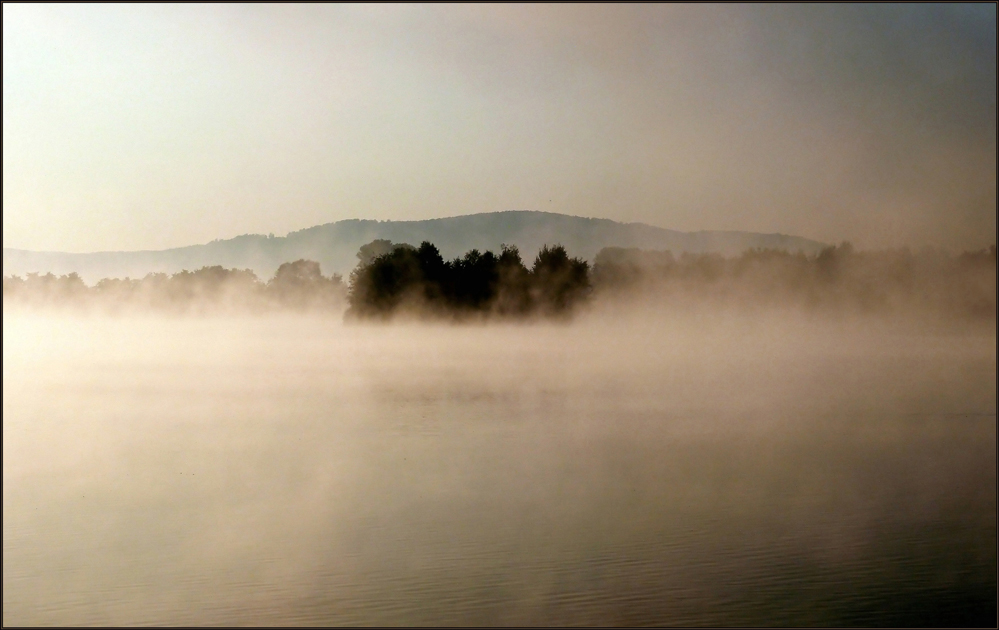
top-left (3, 211), bottom-right (826, 282)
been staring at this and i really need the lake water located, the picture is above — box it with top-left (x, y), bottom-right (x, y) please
top-left (3, 313), bottom-right (996, 626)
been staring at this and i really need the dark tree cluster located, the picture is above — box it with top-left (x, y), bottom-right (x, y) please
top-left (346, 241), bottom-right (590, 321)
top-left (3, 259), bottom-right (345, 314)
top-left (592, 243), bottom-right (997, 320)
top-left (6, 242), bottom-right (994, 323)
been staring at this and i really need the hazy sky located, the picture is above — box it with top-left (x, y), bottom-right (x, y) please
top-left (3, 4), bottom-right (995, 252)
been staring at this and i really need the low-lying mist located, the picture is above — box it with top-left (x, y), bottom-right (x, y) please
top-left (2, 259), bottom-right (347, 316)
top-left (4, 242), bottom-right (995, 326)
top-left (3, 240), bottom-right (996, 626)
top-left (3, 305), bottom-right (995, 625)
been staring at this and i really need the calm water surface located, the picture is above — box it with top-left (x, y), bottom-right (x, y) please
top-left (3, 314), bottom-right (996, 626)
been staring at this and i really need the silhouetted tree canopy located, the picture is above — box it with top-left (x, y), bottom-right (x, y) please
top-left (356, 239), bottom-right (402, 267)
top-left (4, 242), bottom-right (994, 323)
top-left (345, 240), bottom-right (590, 321)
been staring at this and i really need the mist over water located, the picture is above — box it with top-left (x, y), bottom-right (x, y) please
top-left (5, 4), bottom-right (994, 624)
top-left (3, 310), bottom-right (996, 626)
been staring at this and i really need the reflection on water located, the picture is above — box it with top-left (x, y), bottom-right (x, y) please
top-left (3, 314), bottom-right (996, 626)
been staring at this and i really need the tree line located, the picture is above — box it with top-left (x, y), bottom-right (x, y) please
top-left (592, 243), bottom-right (996, 319)
top-left (345, 240), bottom-right (589, 321)
top-left (3, 241), bottom-right (995, 321)
top-left (2, 260), bottom-right (345, 314)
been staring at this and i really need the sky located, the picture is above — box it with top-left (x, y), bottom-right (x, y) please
top-left (3, 3), bottom-right (995, 253)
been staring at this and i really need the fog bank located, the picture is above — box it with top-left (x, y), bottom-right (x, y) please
top-left (3, 312), bottom-right (994, 625)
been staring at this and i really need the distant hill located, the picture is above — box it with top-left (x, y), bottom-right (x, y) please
top-left (3, 211), bottom-right (826, 283)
